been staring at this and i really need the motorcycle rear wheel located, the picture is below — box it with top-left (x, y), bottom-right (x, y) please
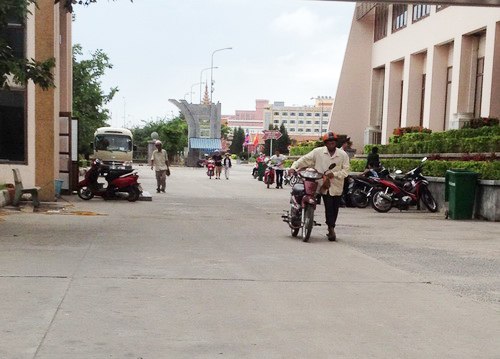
top-left (127, 186), bottom-right (140, 202)
top-left (371, 190), bottom-right (392, 213)
top-left (302, 205), bottom-right (314, 242)
top-left (77, 186), bottom-right (94, 200)
top-left (421, 187), bottom-right (438, 212)
top-left (350, 188), bottom-right (369, 208)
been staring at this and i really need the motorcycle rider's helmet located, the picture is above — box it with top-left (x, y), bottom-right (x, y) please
top-left (322, 131), bottom-right (338, 143)
top-left (93, 159), bottom-right (102, 167)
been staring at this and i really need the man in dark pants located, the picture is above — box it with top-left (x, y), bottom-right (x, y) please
top-left (289, 132), bottom-right (350, 241)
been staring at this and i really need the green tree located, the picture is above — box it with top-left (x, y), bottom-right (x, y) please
top-left (221, 123), bottom-right (230, 139)
top-left (230, 127), bottom-right (245, 155)
top-left (276, 123), bottom-right (291, 154)
top-left (0, 0), bottom-right (54, 90)
top-left (73, 44), bottom-right (118, 157)
top-left (159, 117), bottom-right (188, 160)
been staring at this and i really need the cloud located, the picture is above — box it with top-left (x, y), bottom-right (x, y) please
top-left (270, 7), bottom-right (335, 39)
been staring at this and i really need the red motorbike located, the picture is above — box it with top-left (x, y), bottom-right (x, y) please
top-left (77, 159), bottom-right (142, 202)
top-left (282, 164), bottom-right (336, 242)
top-left (264, 163), bottom-right (276, 188)
top-left (370, 157), bottom-right (438, 213)
top-left (206, 160), bottom-right (215, 179)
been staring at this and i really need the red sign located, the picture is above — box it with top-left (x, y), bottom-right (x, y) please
top-left (262, 130), bottom-right (282, 140)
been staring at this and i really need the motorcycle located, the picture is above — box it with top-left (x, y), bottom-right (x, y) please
top-left (346, 166), bottom-right (389, 208)
top-left (206, 159), bottom-right (215, 179)
top-left (282, 164), bottom-right (336, 242)
top-left (370, 157), bottom-right (438, 213)
top-left (264, 163), bottom-right (276, 188)
top-left (77, 159), bottom-right (142, 202)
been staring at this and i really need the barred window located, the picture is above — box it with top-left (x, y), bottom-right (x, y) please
top-left (374, 4), bottom-right (388, 41)
top-left (392, 4), bottom-right (408, 32)
top-left (412, 4), bottom-right (431, 23)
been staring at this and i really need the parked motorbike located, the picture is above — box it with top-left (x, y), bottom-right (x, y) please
top-left (77, 159), bottom-right (142, 202)
top-left (346, 166), bottom-right (389, 208)
top-left (282, 164), bottom-right (336, 242)
top-left (206, 159), bottom-right (215, 179)
top-left (370, 157), bottom-right (438, 213)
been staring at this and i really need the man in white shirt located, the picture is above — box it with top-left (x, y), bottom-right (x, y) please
top-left (290, 132), bottom-right (350, 241)
top-left (150, 140), bottom-right (169, 193)
top-left (270, 150), bottom-right (286, 189)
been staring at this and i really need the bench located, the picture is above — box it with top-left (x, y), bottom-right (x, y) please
top-left (12, 168), bottom-right (41, 208)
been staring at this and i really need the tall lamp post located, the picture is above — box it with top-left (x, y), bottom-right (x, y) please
top-left (210, 47), bottom-right (232, 103)
top-left (200, 67), bottom-right (217, 103)
top-left (190, 82), bottom-right (204, 103)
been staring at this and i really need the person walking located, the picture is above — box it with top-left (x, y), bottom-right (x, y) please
top-left (223, 153), bottom-right (232, 180)
top-left (150, 140), bottom-right (169, 193)
top-left (212, 150), bottom-right (223, 179)
top-left (270, 150), bottom-right (286, 189)
top-left (289, 132), bottom-right (350, 241)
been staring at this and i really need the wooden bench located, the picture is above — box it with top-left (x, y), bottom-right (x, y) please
top-left (12, 168), bottom-right (41, 208)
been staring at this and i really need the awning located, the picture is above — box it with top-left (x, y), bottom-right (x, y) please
top-left (189, 138), bottom-right (222, 152)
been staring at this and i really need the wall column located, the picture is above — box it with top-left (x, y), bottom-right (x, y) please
top-left (426, 44), bottom-right (448, 131)
top-left (405, 53), bottom-right (426, 127)
top-left (35, 0), bottom-right (55, 200)
top-left (482, 21), bottom-right (500, 118)
top-left (381, 60), bottom-right (403, 143)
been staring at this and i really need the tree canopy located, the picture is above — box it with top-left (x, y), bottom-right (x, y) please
top-left (229, 127), bottom-right (245, 156)
top-left (73, 44), bottom-right (118, 157)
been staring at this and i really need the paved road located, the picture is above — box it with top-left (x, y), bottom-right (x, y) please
top-left (0, 164), bottom-right (499, 358)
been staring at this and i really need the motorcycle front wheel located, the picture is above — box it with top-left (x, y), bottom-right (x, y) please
top-left (371, 190), bottom-right (392, 213)
top-left (302, 205), bottom-right (314, 242)
top-left (77, 186), bottom-right (94, 200)
top-left (421, 187), bottom-right (438, 212)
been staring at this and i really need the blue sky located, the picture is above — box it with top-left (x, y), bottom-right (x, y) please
top-left (72, 0), bottom-right (355, 128)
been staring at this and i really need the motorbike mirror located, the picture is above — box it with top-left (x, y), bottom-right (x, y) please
top-left (328, 163), bottom-right (336, 170)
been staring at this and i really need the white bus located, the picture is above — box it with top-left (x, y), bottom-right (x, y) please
top-left (90, 127), bottom-right (136, 168)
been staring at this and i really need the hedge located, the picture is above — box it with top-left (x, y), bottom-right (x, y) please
top-left (365, 125), bottom-right (500, 154)
top-left (350, 159), bottom-right (500, 180)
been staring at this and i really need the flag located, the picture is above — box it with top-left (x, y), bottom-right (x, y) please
top-left (243, 132), bottom-right (250, 147)
top-left (252, 133), bottom-right (259, 146)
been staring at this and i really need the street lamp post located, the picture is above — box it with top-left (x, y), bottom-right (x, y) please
top-left (190, 82), bottom-right (204, 103)
top-left (210, 47), bottom-right (232, 104)
top-left (200, 67), bottom-right (218, 103)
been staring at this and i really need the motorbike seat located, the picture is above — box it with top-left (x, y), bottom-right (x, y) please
top-left (292, 183), bottom-right (305, 196)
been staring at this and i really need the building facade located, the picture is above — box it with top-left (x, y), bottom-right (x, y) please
top-left (0, 0), bottom-right (73, 201)
top-left (331, 3), bottom-right (500, 147)
top-left (263, 97), bottom-right (333, 142)
top-left (224, 99), bottom-right (269, 135)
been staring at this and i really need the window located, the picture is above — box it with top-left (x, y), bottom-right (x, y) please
top-left (298, 128), bottom-right (304, 132)
top-left (314, 129), bottom-right (319, 132)
top-left (282, 112), bottom-right (288, 116)
top-left (374, 4), bottom-right (388, 41)
top-left (290, 112), bottom-right (295, 116)
top-left (298, 112), bottom-right (304, 116)
top-left (412, 4), bottom-right (431, 23)
top-left (273, 120), bottom-right (279, 124)
top-left (0, 12), bottom-right (26, 163)
top-left (315, 121), bottom-right (320, 124)
top-left (392, 4), bottom-right (407, 32)
top-left (444, 66), bottom-right (452, 130)
top-left (322, 121), bottom-right (328, 125)
top-left (282, 120), bottom-right (287, 124)
top-left (306, 113), bottom-right (312, 117)
top-left (290, 120), bottom-right (295, 124)
top-left (474, 57), bottom-right (484, 118)
top-left (273, 112), bottom-right (279, 115)
top-left (298, 120), bottom-right (304, 124)
top-left (305, 129), bottom-right (311, 132)
top-left (420, 74), bottom-right (426, 127)
top-left (306, 121), bottom-right (311, 124)
top-left (315, 113), bottom-right (320, 117)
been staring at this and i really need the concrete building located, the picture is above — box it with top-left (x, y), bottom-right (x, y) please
top-left (0, 0), bottom-right (73, 201)
top-left (224, 99), bottom-right (269, 135)
top-left (263, 97), bottom-right (333, 142)
top-left (330, 3), bottom-right (500, 147)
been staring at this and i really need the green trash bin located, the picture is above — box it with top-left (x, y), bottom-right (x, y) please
top-left (257, 162), bottom-right (266, 181)
top-left (445, 169), bottom-right (478, 220)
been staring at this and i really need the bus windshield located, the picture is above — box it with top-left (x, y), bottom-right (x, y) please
top-left (95, 134), bottom-right (132, 152)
